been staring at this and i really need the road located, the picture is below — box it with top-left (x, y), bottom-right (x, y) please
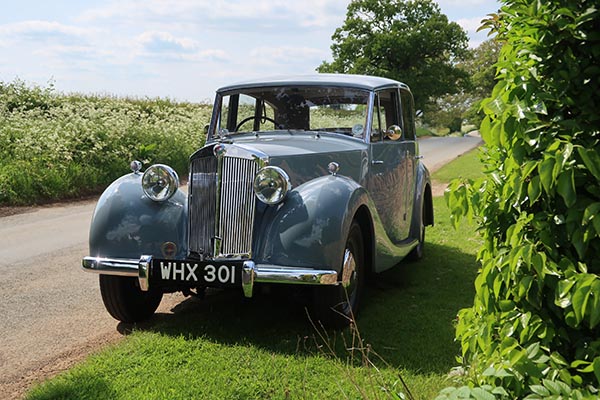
top-left (0, 135), bottom-right (481, 399)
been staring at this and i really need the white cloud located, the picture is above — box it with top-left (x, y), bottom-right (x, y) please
top-left (136, 31), bottom-right (198, 53)
top-left (78, 0), bottom-right (346, 30)
top-left (249, 46), bottom-right (327, 65)
top-left (0, 20), bottom-right (91, 42)
top-left (134, 31), bottom-right (228, 62)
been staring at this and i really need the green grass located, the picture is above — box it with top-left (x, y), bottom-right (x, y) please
top-left (432, 148), bottom-right (485, 183)
top-left (26, 157), bottom-right (483, 400)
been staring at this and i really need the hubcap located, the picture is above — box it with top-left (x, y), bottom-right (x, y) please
top-left (341, 248), bottom-right (357, 306)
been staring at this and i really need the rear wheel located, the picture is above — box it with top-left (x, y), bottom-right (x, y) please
top-left (99, 275), bottom-right (163, 323)
top-left (312, 221), bottom-right (364, 327)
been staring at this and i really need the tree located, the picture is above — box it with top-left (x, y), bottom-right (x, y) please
top-left (462, 39), bottom-right (502, 127)
top-left (424, 39), bottom-right (502, 131)
top-left (441, 0), bottom-right (600, 398)
top-left (318, 0), bottom-right (469, 112)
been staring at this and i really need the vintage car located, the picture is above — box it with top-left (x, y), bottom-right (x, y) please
top-left (82, 74), bottom-right (433, 326)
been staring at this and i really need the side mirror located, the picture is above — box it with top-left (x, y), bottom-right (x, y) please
top-left (203, 124), bottom-right (209, 136)
top-left (385, 125), bottom-right (403, 141)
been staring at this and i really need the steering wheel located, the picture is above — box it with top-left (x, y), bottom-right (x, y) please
top-left (235, 116), bottom-right (277, 132)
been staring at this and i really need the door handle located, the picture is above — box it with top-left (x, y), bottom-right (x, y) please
top-left (371, 160), bottom-right (384, 165)
top-left (414, 155), bottom-right (424, 160)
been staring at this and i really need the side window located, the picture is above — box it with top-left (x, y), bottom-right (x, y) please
top-left (376, 89), bottom-right (401, 141)
top-left (400, 89), bottom-right (416, 141)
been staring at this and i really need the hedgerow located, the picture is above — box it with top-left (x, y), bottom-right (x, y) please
top-left (442, 0), bottom-right (599, 398)
top-left (0, 80), bottom-right (212, 205)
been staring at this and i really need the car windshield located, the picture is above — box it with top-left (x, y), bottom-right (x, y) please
top-left (217, 86), bottom-right (370, 139)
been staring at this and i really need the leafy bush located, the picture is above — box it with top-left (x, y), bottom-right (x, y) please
top-left (442, 0), bottom-right (599, 398)
top-left (0, 80), bottom-right (212, 205)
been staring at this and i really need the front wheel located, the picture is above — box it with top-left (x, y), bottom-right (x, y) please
top-left (312, 221), bottom-right (364, 327)
top-left (99, 275), bottom-right (163, 323)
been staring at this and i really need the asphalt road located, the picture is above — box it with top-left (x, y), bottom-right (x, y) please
top-left (0, 135), bottom-right (481, 399)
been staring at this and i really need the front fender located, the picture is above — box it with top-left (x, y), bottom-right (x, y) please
top-left (255, 175), bottom-right (369, 273)
top-left (89, 173), bottom-right (188, 259)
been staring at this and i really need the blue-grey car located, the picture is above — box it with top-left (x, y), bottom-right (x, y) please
top-left (82, 74), bottom-right (434, 326)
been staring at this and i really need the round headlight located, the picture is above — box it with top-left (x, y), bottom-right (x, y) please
top-left (253, 166), bottom-right (291, 205)
top-left (141, 164), bottom-right (179, 202)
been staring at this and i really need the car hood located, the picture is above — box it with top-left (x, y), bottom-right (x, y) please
top-left (211, 132), bottom-right (368, 187)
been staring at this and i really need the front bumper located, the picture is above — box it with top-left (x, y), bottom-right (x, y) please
top-left (82, 256), bottom-right (338, 298)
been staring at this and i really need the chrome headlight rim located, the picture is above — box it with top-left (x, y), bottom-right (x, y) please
top-left (141, 164), bottom-right (180, 202)
top-left (253, 166), bottom-right (291, 205)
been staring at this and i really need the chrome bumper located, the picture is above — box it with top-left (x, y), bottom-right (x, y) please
top-left (82, 256), bottom-right (338, 298)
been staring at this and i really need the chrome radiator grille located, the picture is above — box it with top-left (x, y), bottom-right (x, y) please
top-left (189, 154), bottom-right (258, 258)
top-left (189, 156), bottom-right (217, 256)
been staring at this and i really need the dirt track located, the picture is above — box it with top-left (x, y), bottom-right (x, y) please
top-left (0, 135), bottom-right (481, 399)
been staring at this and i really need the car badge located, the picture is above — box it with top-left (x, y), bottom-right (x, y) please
top-left (161, 242), bottom-right (177, 259)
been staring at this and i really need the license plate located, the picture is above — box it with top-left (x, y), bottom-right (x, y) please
top-left (151, 259), bottom-right (242, 287)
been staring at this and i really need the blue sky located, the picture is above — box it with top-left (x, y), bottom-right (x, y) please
top-left (0, 0), bottom-right (499, 102)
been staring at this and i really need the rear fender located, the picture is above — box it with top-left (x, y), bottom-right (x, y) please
top-left (89, 173), bottom-right (188, 260)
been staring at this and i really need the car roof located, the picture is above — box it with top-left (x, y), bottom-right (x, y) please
top-left (217, 73), bottom-right (410, 93)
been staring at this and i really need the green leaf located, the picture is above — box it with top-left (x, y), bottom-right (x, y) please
top-left (571, 277), bottom-right (593, 324)
top-left (578, 147), bottom-right (600, 181)
top-left (556, 279), bottom-right (575, 308)
top-left (591, 280), bottom-right (600, 328)
top-left (539, 158), bottom-right (555, 193)
top-left (557, 169), bottom-right (576, 207)
top-left (542, 379), bottom-right (563, 395)
top-left (471, 387), bottom-right (495, 400)
top-left (593, 357), bottom-right (600, 384)
top-left (530, 385), bottom-right (550, 396)
top-left (528, 175), bottom-right (542, 204)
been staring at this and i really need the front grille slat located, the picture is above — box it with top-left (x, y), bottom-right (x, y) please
top-left (189, 152), bottom-right (258, 259)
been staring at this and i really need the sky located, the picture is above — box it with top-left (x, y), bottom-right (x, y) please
top-left (0, 0), bottom-right (499, 103)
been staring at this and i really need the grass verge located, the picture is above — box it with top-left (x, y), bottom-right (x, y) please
top-left (25, 149), bottom-right (483, 400)
top-left (432, 148), bottom-right (485, 183)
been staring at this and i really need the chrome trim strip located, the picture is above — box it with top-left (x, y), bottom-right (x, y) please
top-left (82, 256), bottom-right (139, 277)
top-left (82, 256), bottom-right (339, 299)
top-left (253, 264), bottom-right (338, 286)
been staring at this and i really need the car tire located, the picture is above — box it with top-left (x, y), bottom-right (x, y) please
top-left (408, 202), bottom-right (426, 261)
top-left (99, 275), bottom-right (163, 323)
top-left (311, 221), bottom-right (364, 328)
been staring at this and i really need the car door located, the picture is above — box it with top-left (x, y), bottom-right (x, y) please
top-left (367, 88), bottom-right (411, 243)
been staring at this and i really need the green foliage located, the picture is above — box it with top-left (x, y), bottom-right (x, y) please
top-left (318, 0), bottom-right (469, 111)
top-left (444, 0), bottom-right (600, 398)
top-left (0, 80), bottom-right (212, 205)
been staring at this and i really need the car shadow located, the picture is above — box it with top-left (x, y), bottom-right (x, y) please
top-left (117, 242), bottom-right (477, 375)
